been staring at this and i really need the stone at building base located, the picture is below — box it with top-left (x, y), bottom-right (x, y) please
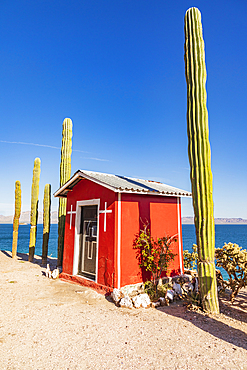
top-left (166, 289), bottom-right (174, 301)
top-left (112, 288), bottom-right (125, 305)
top-left (132, 293), bottom-right (151, 308)
top-left (119, 296), bottom-right (133, 309)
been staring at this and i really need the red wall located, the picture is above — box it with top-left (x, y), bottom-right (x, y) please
top-left (120, 194), bottom-right (182, 287)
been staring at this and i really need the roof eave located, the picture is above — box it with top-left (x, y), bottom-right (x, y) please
top-left (54, 170), bottom-right (118, 198)
top-left (53, 172), bottom-right (81, 198)
top-left (117, 189), bottom-right (191, 197)
top-left (54, 170), bottom-right (192, 198)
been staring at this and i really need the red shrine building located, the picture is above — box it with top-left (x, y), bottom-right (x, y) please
top-left (54, 170), bottom-right (191, 293)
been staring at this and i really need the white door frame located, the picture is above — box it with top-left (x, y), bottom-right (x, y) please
top-left (73, 198), bottom-right (100, 282)
top-left (177, 197), bottom-right (183, 274)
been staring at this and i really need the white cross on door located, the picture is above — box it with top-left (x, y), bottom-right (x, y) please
top-left (99, 202), bottom-right (112, 232)
top-left (67, 204), bottom-right (76, 229)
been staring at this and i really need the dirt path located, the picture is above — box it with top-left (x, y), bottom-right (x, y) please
top-left (0, 250), bottom-right (246, 370)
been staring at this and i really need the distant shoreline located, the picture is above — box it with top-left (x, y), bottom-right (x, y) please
top-left (0, 217), bottom-right (247, 225)
top-left (0, 211), bottom-right (58, 225)
top-left (182, 217), bottom-right (247, 225)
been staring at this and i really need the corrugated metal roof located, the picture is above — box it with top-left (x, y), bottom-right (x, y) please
top-left (54, 170), bottom-right (192, 198)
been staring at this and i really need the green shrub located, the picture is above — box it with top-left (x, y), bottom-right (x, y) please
top-left (133, 222), bottom-right (177, 285)
top-left (215, 243), bottom-right (247, 302)
top-left (143, 280), bottom-right (172, 301)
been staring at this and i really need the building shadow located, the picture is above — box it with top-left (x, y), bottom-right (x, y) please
top-left (157, 299), bottom-right (247, 350)
top-left (218, 289), bottom-right (247, 324)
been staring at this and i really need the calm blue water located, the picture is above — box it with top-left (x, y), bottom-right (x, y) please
top-left (182, 224), bottom-right (247, 279)
top-left (0, 224), bottom-right (246, 280)
top-left (0, 224), bottom-right (58, 258)
top-left (182, 224), bottom-right (247, 252)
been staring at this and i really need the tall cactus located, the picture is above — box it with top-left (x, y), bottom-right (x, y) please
top-left (42, 184), bottom-right (51, 265)
top-left (29, 158), bottom-right (41, 262)
top-left (184, 7), bottom-right (219, 313)
top-left (12, 181), bottom-right (21, 258)
top-left (57, 118), bottom-right (73, 267)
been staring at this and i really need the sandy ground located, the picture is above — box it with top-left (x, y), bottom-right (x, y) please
top-left (0, 250), bottom-right (246, 370)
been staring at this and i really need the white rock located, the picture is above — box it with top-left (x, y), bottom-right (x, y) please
top-left (119, 296), bottom-right (133, 309)
top-left (151, 301), bottom-right (161, 308)
top-left (45, 264), bottom-right (51, 278)
top-left (182, 282), bottom-right (194, 293)
top-left (193, 277), bottom-right (199, 293)
top-left (173, 282), bottom-right (182, 295)
top-left (111, 288), bottom-right (124, 304)
top-left (166, 289), bottom-right (174, 301)
top-left (51, 268), bottom-right (59, 279)
top-left (132, 293), bottom-right (151, 309)
top-left (181, 274), bottom-right (193, 282)
top-left (157, 278), bottom-right (163, 287)
top-left (155, 301), bottom-right (161, 307)
top-left (121, 283), bottom-right (144, 297)
top-left (132, 295), bottom-right (142, 308)
top-left (159, 297), bottom-right (168, 306)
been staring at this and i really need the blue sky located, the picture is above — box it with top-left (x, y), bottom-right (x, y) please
top-left (0, 0), bottom-right (246, 218)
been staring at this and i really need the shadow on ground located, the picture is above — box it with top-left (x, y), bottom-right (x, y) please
top-left (1, 250), bottom-right (57, 269)
top-left (219, 289), bottom-right (247, 323)
top-left (158, 292), bottom-right (247, 351)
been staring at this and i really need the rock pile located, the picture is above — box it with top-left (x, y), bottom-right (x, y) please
top-left (45, 264), bottom-right (60, 279)
top-left (111, 283), bottom-right (151, 309)
top-left (111, 273), bottom-right (201, 309)
top-left (111, 287), bottom-right (151, 309)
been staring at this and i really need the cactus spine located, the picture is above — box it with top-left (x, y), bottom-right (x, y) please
top-left (29, 158), bottom-right (41, 262)
top-left (12, 181), bottom-right (21, 258)
top-left (57, 118), bottom-right (73, 267)
top-left (184, 7), bottom-right (219, 313)
top-left (42, 184), bottom-right (51, 265)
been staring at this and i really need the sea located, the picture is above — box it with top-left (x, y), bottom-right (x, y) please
top-left (0, 223), bottom-right (246, 280)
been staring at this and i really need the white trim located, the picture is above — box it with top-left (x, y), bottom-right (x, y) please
top-left (73, 199), bottom-right (100, 283)
top-left (67, 204), bottom-right (77, 230)
top-left (177, 197), bottom-right (183, 274)
top-left (99, 202), bottom-right (112, 232)
top-left (116, 190), bottom-right (191, 198)
top-left (54, 173), bottom-right (81, 197)
top-left (117, 193), bottom-right (121, 289)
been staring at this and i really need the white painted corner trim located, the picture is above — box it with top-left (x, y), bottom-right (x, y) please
top-left (117, 193), bottom-right (121, 289)
top-left (177, 197), bottom-right (183, 274)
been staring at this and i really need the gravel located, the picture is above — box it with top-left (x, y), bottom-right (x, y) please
top-left (0, 250), bottom-right (246, 370)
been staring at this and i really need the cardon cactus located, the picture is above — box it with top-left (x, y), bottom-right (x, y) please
top-left (29, 158), bottom-right (41, 262)
top-left (12, 180), bottom-right (21, 258)
top-left (184, 7), bottom-right (219, 313)
top-left (57, 118), bottom-right (73, 267)
top-left (42, 184), bottom-right (51, 265)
